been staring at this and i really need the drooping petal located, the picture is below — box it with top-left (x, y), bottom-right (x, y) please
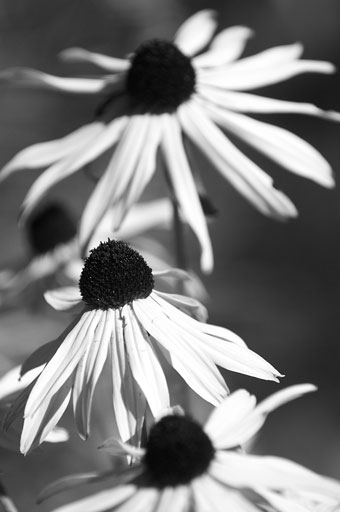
top-left (59, 47), bottom-right (130, 72)
top-left (161, 113), bottom-right (214, 272)
top-left (109, 115), bottom-right (162, 230)
top-left (211, 452), bottom-right (340, 498)
top-left (174, 10), bottom-right (217, 57)
top-left (151, 292), bottom-right (281, 383)
top-left (110, 308), bottom-right (146, 443)
top-left (48, 485), bottom-right (138, 512)
top-left (0, 122), bottom-right (104, 182)
top-left (155, 290), bottom-right (208, 322)
top-left (20, 117), bottom-right (128, 221)
top-left (21, 376), bottom-right (72, 454)
top-left (203, 103), bottom-right (335, 187)
top-left (257, 488), bottom-right (310, 512)
top-left (179, 101), bottom-right (298, 219)
top-left (24, 309), bottom-right (100, 418)
top-left (72, 310), bottom-right (111, 438)
top-left (198, 86), bottom-right (338, 118)
top-left (123, 306), bottom-right (170, 417)
top-left (194, 26), bottom-right (253, 68)
top-left (79, 114), bottom-right (154, 254)
top-left (199, 44), bottom-right (335, 90)
top-left (44, 286), bottom-right (83, 311)
top-left (154, 486), bottom-right (191, 512)
top-left (0, 67), bottom-right (109, 92)
top-left (134, 296), bottom-right (228, 406)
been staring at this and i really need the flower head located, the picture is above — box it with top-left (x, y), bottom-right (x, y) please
top-left (9, 239), bottom-right (281, 454)
top-left (1, 11), bottom-right (338, 272)
top-left (38, 385), bottom-right (340, 512)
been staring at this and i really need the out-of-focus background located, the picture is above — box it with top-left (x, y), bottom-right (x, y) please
top-left (0, 0), bottom-right (340, 510)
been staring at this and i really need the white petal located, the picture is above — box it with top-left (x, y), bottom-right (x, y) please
top-left (256, 383), bottom-right (317, 416)
top-left (124, 306), bottom-right (170, 416)
top-left (154, 486), bottom-right (191, 512)
top-left (79, 114), bottom-right (154, 254)
top-left (59, 47), bottom-right (130, 72)
top-left (21, 377), bottom-right (72, 454)
top-left (0, 365), bottom-right (41, 400)
top-left (24, 310), bottom-right (99, 418)
top-left (134, 296), bottom-right (228, 406)
top-left (179, 102), bottom-right (298, 219)
top-left (20, 118), bottom-right (127, 221)
top-left (44, 286), bottom-right (82, 311)
top-left (110, 309), bottom-right (146, 443)
top-left (0, 123), bottom-right (104, 181)
top-left (211, 452), bottom-right (340, 498)
top-left (203, 104), bottom-right (334, 187)
top-left (49, 485), bottom-right (138, 512)
top-left (174, 10), bottom-right (217, 57)
top-left (199, 46), bottom-right (335, 90)
top-left (0, 67), bottom-right (109, 92)
top-left (161, 113), bottom-right (214, 272)
top-left (114, 488), bottom-right (160, 512)
top-left (257, 488), bottom-right (310, 512)
top-left (45, 426), bottom-right (69, 443)
top-left (155, 290), bottom-right (208, 322)
top-left (194, 26), bottom-right (253, 68)
top-left (198, 86), bottom-right (338, 118)
top-left (109, 115), bottom-right (162, 230)
top-left (72, 310), bottom-right (111, 438)
top-left (151, 292), bottom-right (281, 382)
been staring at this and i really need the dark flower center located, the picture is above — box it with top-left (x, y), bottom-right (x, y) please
top-left (79, 239), bottom-right (154, 310)
top-left (143, 415), bottom-right (215, 487)
top-left (126, 39), bottom-right (196, 113)
top-left (26, 203), bottom-right (76, 255)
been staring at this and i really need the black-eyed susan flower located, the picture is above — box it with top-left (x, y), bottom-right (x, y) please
top-left (1, 11), bottom-right (338, 272)
top-left (12, 239), bottom-right (281, 454)
top-left (38, 385), bottom-right (340, 512)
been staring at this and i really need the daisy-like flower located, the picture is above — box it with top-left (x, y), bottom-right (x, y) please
top-left (0, 202), bottom-right (78, 309)
top-left (10, 239), bottom-right (281, 455)
top-left (38, 384), bottom-right (340, 512)
top-left (1, 11), bottom-right (338, 272)
top-left (0, 365), bottom-right (68, 451)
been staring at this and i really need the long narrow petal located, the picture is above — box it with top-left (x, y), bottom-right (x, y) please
top-left (59, 48), bottom-right (130, 72)
top-left (154, 486), bottom-right (191, 512)
top-left (110, 309), bottom-right (146, 443)
top-left (174, 10), bottom-right (217, 57)
top-left (193, 26), bottom-right (253, 68)
top-left (123, 306), bottom-right (170, 417)
top-left (256, 488), bottom-right (310, 512)
top-left (79, 114), bottom-right (153, 254)
top-left (155, 290), bottom-right (208, 322)
top-left (211, 452), bottom-right (340, 497)
top-left (161, 113), bottom-right (214, 272)
top-left (0, 123), bottom-right (104, 181)
top-left (0, 67), bottom-right (109, 92)
top-left (151, 292), bottom-right (281, 382)
top-left (49, 485), bottom-right (138, 512)
top-left (20, 117), bottom-right (128, 221)
top-left (134, 297), bottom-right (228, 406)
top-left (21, 377), bottom-right (72, 454)
top-left (199, 51), bottom-right (335, 91)
top-left (198, 86), bottom-right (339, 118)
top-left (44, 286), bottom-right (83, 311)
top-left (24, 309), bottom-right (99, 417)
top-left (179, 102), bottom-right (298, 219)
top-left (72, 310), bottom-right (111, 438)
top-left (202, 103), bottom-right (334, 187)
top-left (109, 115), bottom-right (162, 230)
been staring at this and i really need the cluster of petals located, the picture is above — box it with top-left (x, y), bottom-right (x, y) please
top-left (38, 385), bottom-right (340, 512)
top-left (12, 271), bottom-right (281, 455)
top-left (0, 10), bottom-right (338, 272)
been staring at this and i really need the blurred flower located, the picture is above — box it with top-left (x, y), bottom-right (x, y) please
top-left (0, 202), bottom-right (78, 309)
top-left (38, 384), bottom-right (340, 512)
top-left (0, 198), bottom-right (207, 309)
top-left (0, 365), bottom-right (68, 451)
top-left (1, 11), bottom-right (337, 272)
top-left (9, 239), bottom-right (281, 455)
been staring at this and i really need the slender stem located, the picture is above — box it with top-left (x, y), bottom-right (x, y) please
top-left (0, 481), bottom-right (18, 512)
